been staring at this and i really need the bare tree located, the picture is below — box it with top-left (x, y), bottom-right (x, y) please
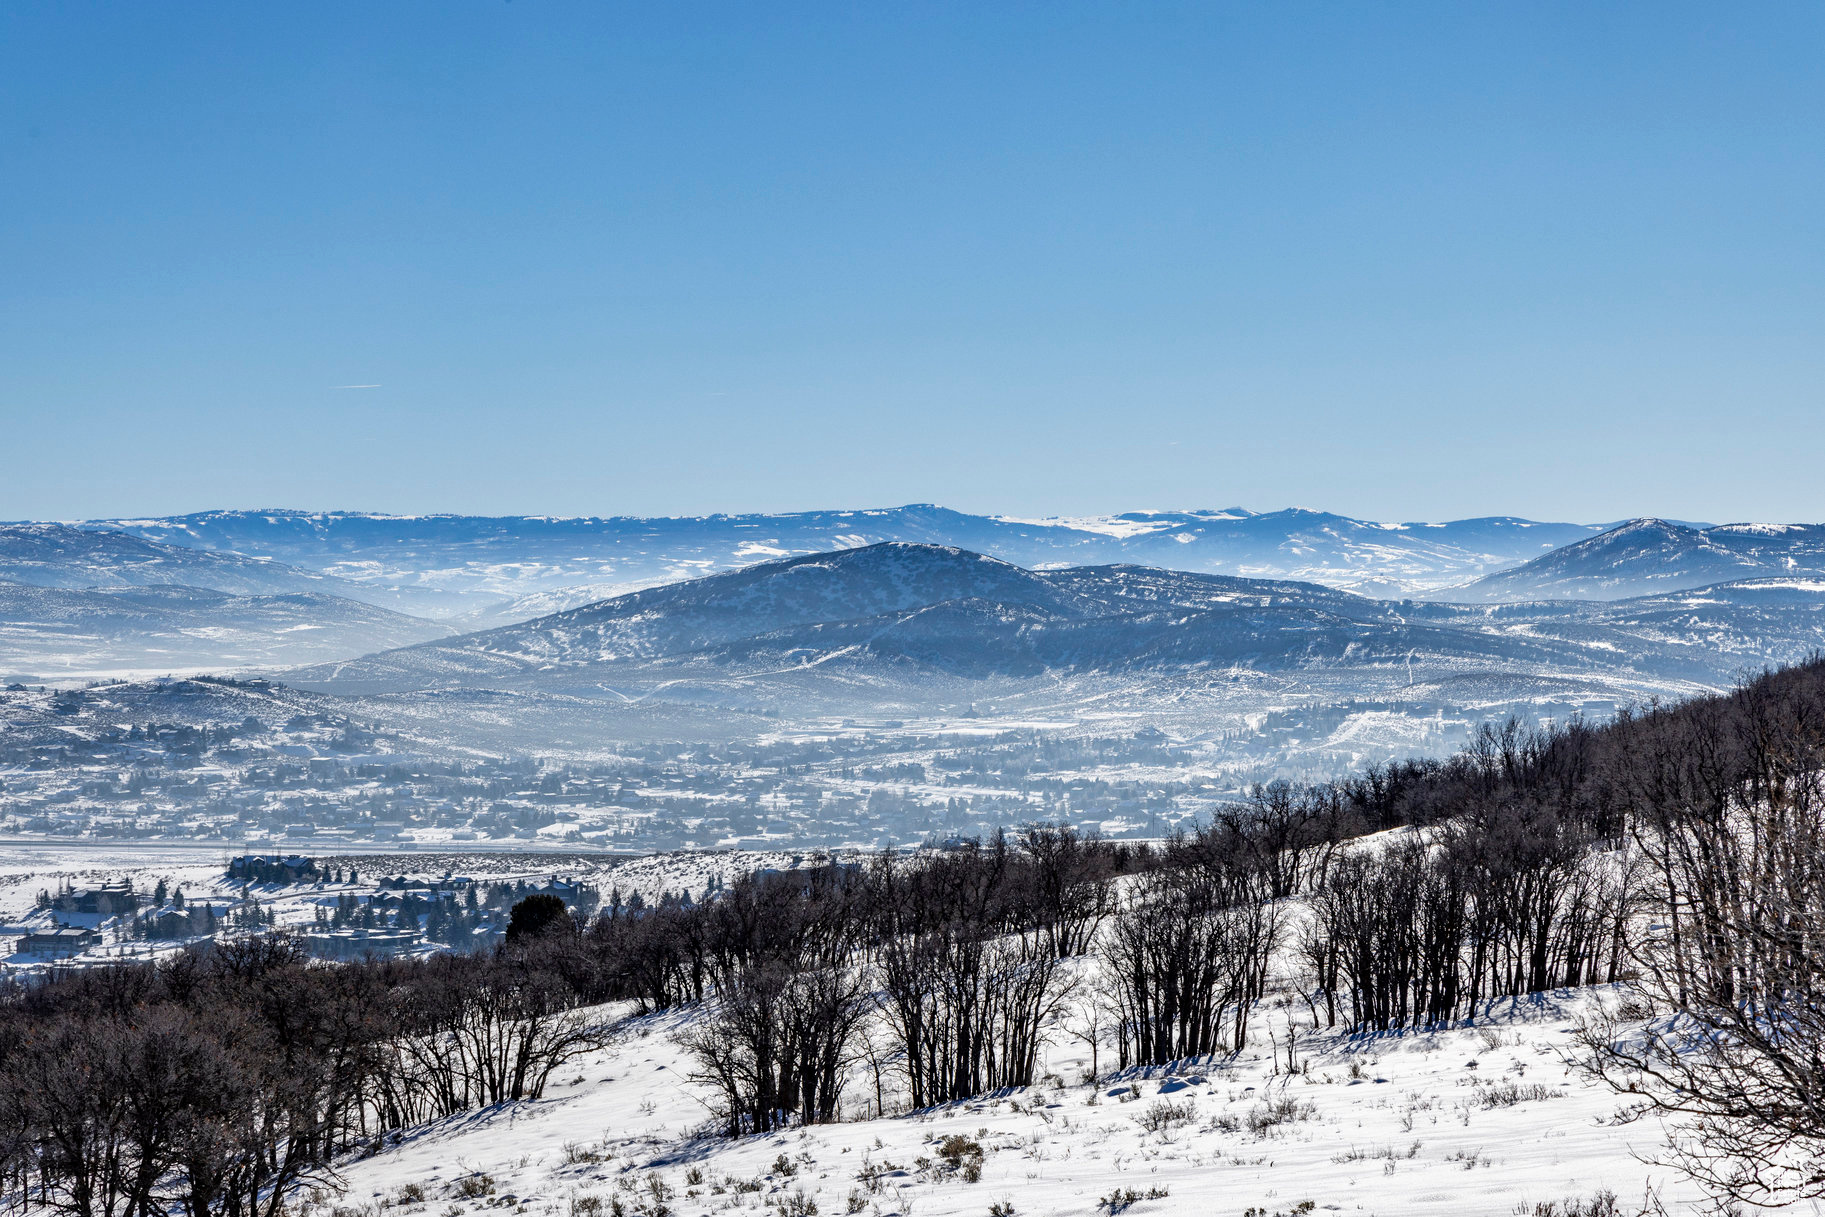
top-left (1100, 867), bottom-right (1281, 1068)
top-left (1580, 673), bottom-right (1825, 1207)
top-left (682, 959), bottom-right (871, 1136)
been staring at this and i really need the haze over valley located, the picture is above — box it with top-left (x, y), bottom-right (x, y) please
top-left (4, 504), bottom-right (1823, 855)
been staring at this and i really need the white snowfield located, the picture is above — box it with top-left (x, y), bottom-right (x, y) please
top-left (319, 988), bottom-right (1715, 1217)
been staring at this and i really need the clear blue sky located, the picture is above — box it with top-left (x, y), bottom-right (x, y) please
top-left (3, 3), bottom-right (1821, 524)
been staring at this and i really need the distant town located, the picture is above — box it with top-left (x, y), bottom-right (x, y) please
top-left (5, 850), bottom-right (619, 976)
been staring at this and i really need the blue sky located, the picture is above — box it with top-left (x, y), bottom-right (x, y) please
top-left (3, 3), bottom-right (1821, 524)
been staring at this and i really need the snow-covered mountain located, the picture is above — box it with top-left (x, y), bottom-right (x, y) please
top-left (1442, 518), bottom-right (1825, 602)
top-left (285, 543), bottom-right (1825, 704)
top-left (19, 510), bottom-right (1821, 693)
top-left (280, 543), bottom-right (1402, 694)
top-left (81, 505), bottom-right (1608, 613)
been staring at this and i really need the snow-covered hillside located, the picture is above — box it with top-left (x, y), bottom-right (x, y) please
top-left (282, 543), bottom-right (1825, 709)
top-left (317, 988), bottom-right (1696, 1217)
top-left (0, 842), bottom-right (1745, 1217)
top-left (1443, 519), bottom-right (1825, 603)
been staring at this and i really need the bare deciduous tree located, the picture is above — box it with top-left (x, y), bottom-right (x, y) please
top-left (1580, 670), bottom-right (1825, 1207)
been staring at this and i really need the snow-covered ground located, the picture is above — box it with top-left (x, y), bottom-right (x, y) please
top-left (316, 989), bottom-right (1724, 1217)
top-left (0, 842), bottom-right (237, 920)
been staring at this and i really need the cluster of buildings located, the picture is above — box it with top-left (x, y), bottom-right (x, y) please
top-left (6, 880), bottom-right (136, 960)
top-left (5, 859), bottom-right (610, 973)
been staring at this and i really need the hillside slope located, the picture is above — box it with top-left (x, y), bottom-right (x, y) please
top-left (322, 982), bottom-right (1695, 1217)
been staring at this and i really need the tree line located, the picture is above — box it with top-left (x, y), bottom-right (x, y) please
top-left (0, 928), bottom-right (605, 1217)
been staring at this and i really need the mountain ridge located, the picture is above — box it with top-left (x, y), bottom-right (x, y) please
top-left (76, 504), bottom-right (1611, 610)
top-left (283, 542), bottom-right (1825, 704)
top-left (1443, 517), bottom-right (1825, 602)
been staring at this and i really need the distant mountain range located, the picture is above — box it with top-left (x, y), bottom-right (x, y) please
top-left (0, 523), bottom-right (452, 678)
top-left (78, 505), bottom-right (1608, 610)
top-left (286, 543), bottom-right (1825, 711)
top-left (5, 506), bottom-right (1822, 683)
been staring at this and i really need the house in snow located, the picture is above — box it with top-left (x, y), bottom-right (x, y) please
top-left (17, 927), bottom-right (101, 958)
